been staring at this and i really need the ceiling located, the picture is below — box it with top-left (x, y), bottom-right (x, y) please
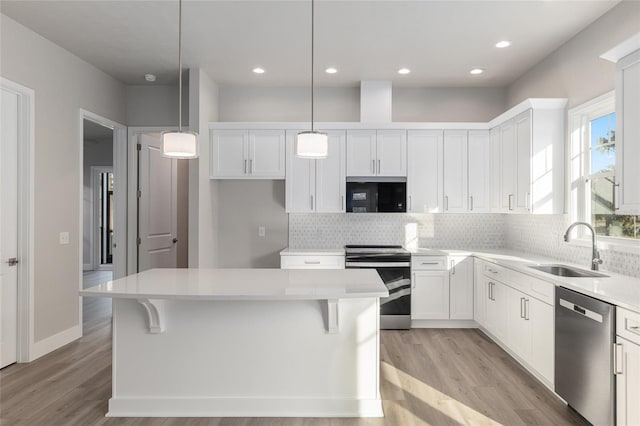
top-left (1, 0), bottom-right (620, 88)
top-left (83, 119), bottom-right (113, 141)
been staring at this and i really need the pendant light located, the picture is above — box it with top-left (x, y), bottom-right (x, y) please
top-left (161, 0), bottom-right (198, 158)
top-left (296, 0), bottom-right (328, 159)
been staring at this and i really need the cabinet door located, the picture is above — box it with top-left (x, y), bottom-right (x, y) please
top-left (468, 130), bottom-right (491, 212)
top-left (285, 131), bottom-right (315, 213)
top-left (249, 130), bottom-right (285, 178)
top-left (411, 271), bottom-right (449, 320)
top-left (485, 280), bottom-right (508, 341)
top-left (346, 130), bottom-right (376, 176)
top-left (506, 286), bottom-right (531, 361)
top-left (210, 130), bottom-right (248, 178)
top-left (315, 131), bottom-right (346, 213)
top-left (449, 256), bottom-right (473, 320)
top-left (489, 127), bottom-right (504, 212)
top-left (443, 130), bottom-right (468, 212)
top-left (407, 130), bottom-right (443, 213)
top-left (616, 50), bottom-right (640, 214)
top-left (617, 337), bottom-right (640, 426)
top-left (474, 262), bottom-right (488, 328)
top-left (500, 120), bottom-right (516, 212)
top-left (514, 111), bottom-right (532, 213)
top-left (528, 297), bottom-right (554, 385)
top-left (377, 130), bottom-right (407, 176)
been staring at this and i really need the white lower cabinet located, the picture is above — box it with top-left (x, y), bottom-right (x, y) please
top-left (475, 259), bottom-right (554, 385)
top-left (616, 307), bottom-right (640, 426)
top-left (411, 271), bottom-right (450, 320)
top-left (449, 256), bottom-right (474, 320)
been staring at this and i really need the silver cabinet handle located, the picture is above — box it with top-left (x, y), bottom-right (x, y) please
top-left (524, 299), bottom-right (530, 320)
top-left (508, 194), bottom-right (514, 211)
top-left (487, 268), bottom-right (498, 274)
top-left (341, 195), bottom-right (344, 209)
top-left (6, 257), bottom-right (18, 266)
top-left (488, 282), bottom-right (492, 300)
top-left (469, 196), bottom-right (474, 211)
top-left (614, 183), bottom-right (620, 210)
top-left (408, 195), bottom-right (412, 211)
top-left (489, 282), bottom-right (494, 301)
top-left (450, 259), bottom-right (455, 275)
top-left (421, 261), bottom-right (440, 265)
top-left (378, 159), bottom-right (381, 175)
top-left (244, 159), bottom-right (247, 174)
top-left (372, 159), bottom-right (376, 174)
top-left (304, 260), bottom-right (321, 265)
top-left (526, 192), bottom-right (531, 212)
top-left (249, 159), bottom-right (253, 174)
top-left (310, 195), bottom-right (314, 211)
top-left (520, 297), bottom-right (525, 319)
top-left (445, 196), bottom-right (449, 211)
top-left (614, 343), bottom-right (624, 375)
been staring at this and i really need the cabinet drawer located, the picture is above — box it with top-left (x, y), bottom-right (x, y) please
top-left (483, 262), bottom-right (510, 282)
top-left (618, 307), bottom-right (640, 345)
top-left (510, 269), bottom-right (555, 305)
top-left (280, 255), bottom-right (345, 269)
top-left (412, 256), bottom-right (447, 271)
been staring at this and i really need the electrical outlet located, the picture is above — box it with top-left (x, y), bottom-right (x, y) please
top-left (258, 226), bottom-right (266, 237)
top-left (59, 231), bottom-right (70, 245)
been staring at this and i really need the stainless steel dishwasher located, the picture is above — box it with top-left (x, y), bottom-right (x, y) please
top-left (555, 286), bottom-right (616, 426)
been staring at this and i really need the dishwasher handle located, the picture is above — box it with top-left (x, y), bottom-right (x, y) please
top-left (559, 298), bottom-right (604, 323)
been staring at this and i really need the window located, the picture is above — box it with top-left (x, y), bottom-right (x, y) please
top-left (569, 92), bottom-right (639, 240)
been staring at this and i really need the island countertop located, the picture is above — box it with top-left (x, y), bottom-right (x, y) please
top-left (80, 268), bottom-right (389, 301)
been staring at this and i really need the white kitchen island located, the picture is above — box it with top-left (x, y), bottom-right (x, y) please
top-left (80, 268), bottom-right (388, 418)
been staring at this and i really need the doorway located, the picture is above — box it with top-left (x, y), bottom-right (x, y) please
top-left (92, 167), bottom-right (114, 270)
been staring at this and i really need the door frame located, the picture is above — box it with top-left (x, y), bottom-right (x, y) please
top-left (1, 78), bottom-right (34, 363)
top-left (90, 166), bottom-right (114, 271)
top-left (127, 127), bottom-right (177, 275)
top-left (79, 110), bottom-right (126, 327)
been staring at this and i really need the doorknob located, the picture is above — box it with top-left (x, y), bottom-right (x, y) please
top-left (6, 258), bottom-right (18, 267)
top-left (172, 238), bottom-right (178, 243)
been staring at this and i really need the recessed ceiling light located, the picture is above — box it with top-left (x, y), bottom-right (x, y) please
top-left (470, 68), bottom-right (485, 75)
top-left (495, 40), bottom-right (511, 48)
top-left (252, 67), bottom-right (265, 74)
top-left (325, 67), bottom-right (338, 74)
top-left (397, 68), bottom-right (411, 75)
top-left (144, 74), bottom-right (156, 82)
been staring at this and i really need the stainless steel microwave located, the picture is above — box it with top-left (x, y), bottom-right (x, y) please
top-left (346, 178), bottom-right (406, 213)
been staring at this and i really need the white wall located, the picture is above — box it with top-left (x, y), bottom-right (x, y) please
top-left (0, 15), bottom-right (126, 345)
top-left (125, 72), bottom-right (189, 127)
top-left (393, 87), bottom-right (507, 122)
top-left (507, 1), bottom-right (640, 109)
top-left (82, 134), bottom-right (113, 268)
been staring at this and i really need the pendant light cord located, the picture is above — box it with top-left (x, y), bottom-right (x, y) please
top-left (311, 0), bottom-right (315, 132)
top-left (178, 0), bottom-right (183, 132)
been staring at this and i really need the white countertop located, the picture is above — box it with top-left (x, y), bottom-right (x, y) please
top-left (280, 248), bottom-right (345, 256)
top-left (80, 268), bottom-right (387, 301)
top-left (411, 248), bottom-right (640, 314)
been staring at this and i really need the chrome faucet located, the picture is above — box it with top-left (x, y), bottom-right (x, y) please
top-left (564, 222), bottom-right (603, 271)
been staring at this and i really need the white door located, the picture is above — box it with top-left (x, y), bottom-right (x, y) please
top-left (500, 120), bottom-right (516, 212)
top-left (506, 287), bottom-right (531, 360)
top-left (248, 130), bottom-right (285, 178)
top-left (407, 130), bottom-right (443, 213)
top-left (210, 130), bottom-right (248, 178)
top-left (474, 264), bottom-right (488, 328)
top-left (468, 130), bottom-right (491, 212)
top-left (346, 130), bottom-right (376, 177)
top-left (443, 130), bottom-right (468, 212)
top-left (617, 337), bottom-right (640, 426)
top-left (485, 280), bottom-right (508, 340)
top-left (376, 130), bottom-right (407, 177)
top-left (285, 131), bottom-right (315, 213)
top-left (449, 256), bottom-right (474, 320)
top-left (1, 88), bottom-right (19, 369)
top-left (528, 297), bottom-right (554, 384)
top-left (489, 127), bottom-right (503, 212)
top-left (514, 110), bottom-right (532, 213)
top-left (138, 133), bottom-right (178, 272)
top-left (315, 131), bottom-right (346, 213)
top-left (411, 271), bottom-right (449, 320)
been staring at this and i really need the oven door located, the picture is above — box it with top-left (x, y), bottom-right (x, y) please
top-left (346, 261), bottom-right (411, 329)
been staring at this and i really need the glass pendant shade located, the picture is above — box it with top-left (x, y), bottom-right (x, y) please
top-left (161, 130), bottom-right (198, 158)
top-left (296, 131), bottom-right (328, 158)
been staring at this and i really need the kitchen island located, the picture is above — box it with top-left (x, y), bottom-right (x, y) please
top-left (80, 268), bottom-right (388, 418)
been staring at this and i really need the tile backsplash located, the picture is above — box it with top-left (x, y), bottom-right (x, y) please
top-left (289, 212), bottom-right (640, 278)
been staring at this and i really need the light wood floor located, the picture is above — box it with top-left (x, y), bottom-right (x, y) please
top-left (1, 278), bottom-right (586, 426)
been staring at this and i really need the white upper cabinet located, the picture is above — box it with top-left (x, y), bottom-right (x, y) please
top-left (514, 111), bottom-right (532, 213)
top-left (443, 130), bottom-right (468, 212)
top-left (210, 129), bottom-right (285, 179)
top-left (407, 130), bottom-right (443, 213)
top-left (286, 130), bottom-right (345, 213)
top-left (499, 119), bottom-right (516, 212)
top-left (346, 130), bottom-right (407, 177)
top-left (615, 49), bottom-right (640, 214)
top-left (467, 130), bottom-right (491, 213)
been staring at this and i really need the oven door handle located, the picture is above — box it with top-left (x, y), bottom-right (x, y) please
top-left (345, 262), bottom-right (411, 268)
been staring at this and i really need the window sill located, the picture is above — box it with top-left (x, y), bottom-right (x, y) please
top-left (569, 236), bottom-right (640, 254)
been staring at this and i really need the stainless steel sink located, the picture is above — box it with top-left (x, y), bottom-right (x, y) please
top-left (528, 264), bottom-right (609, 278)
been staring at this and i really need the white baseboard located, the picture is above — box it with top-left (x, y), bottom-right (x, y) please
top-left (31, 324), bottom-right (82, 361)
top-left (107, 397), bottom-right (384, 418)
top-left (411, 319), bottom-right (478, 328)
top-left (83, 263), bottom-right (92, 271)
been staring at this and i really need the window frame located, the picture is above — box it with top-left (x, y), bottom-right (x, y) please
top-left (567, 91), bottom-right (640, 252)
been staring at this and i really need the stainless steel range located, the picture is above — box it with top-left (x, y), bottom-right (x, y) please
top-left (345, 245), bottom-right (411, 329)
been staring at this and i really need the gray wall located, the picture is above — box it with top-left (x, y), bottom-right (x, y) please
top-left (507, 1), bottom-right (640, 109)
top-left (0, 14), bottom-right (127, 342)
top-left (125, 73), bottom-right (189, 127)
top-left (216, 181), bottom-right (288, 268)
top-left (82, 133), bottom-right (113, 268)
